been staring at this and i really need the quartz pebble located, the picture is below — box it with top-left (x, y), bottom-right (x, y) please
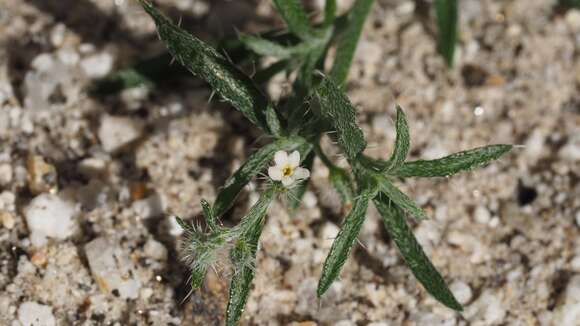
top-left (81, 52), bottom-right (113, 78)
top-left (554, 275), bottom-right (580, 325)
top-left (98, 115), bottom-right (144, 153)
top-left (450, 281), bottom-right (473, 304)
top-left (144, 239), bottom-right (168, 261)
top-left (17, 301), bottom-right (56, 326)
top-left (0, 163), bottom-right (12, 185)
top-left (24, 193), bottom-right (77, 247)
top-left (0, 210), bottom-right (15, 229)
top-left (84, 237), bottom-right (141, 299)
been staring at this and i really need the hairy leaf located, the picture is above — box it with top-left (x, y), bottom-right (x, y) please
top-left (139, 0), bottom-right (278, 133)
top-left (329, 0), bottom-right (375, 85)
top-left (315, 75), bottom-right (367, 160)
top-left (200, 199), bottom-right (219, 230)
top-left (324, 0), bottom-right (337, 27)
top-left (436, 0), bottom-right (458, 67)
top-left (317, 186), bottom-right (376, 297)
top-left (226, 189), bottom-right (274, 325)
top-left (272, 0), bottom-right (315, 40)
top-left (239, 34), bottom-right (315, 59)
top-left (374, 195), bottom-right (462, 311)
top-left (384, 105), bottom-right (410, 172)
top-left (213, 137), bottom-right (308, 218)
top-left (394, 145), bottom-right (513, 178)
top-left (377, 176), bottom-right (427, 220)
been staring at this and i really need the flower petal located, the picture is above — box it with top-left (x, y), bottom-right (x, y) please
top-left (293, 167), bottom-right (310, 180)
top-left (281, 175), bottom-right (295, 187)
top-left (274, 151), bottom-right (288, 166)
top-left (268, 166), bottom-right (283, 181)
top-left (288, 150), bottom-right (300, 168)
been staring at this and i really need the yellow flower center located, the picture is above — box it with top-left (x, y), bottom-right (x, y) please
top-left (282, 165), bottom-right (294, 177)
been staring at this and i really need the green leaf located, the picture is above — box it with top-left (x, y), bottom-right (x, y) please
top-left (272, 0), bottom-right (315, 40)
top-left (384, 105), bottom-right (410, 172)
top-left (374, 195), bottom-right (462, 311)
top-left (435, 0), bottom-right (458, 67)
top-left (377, 176), bottom-right (428, 220)
top-left (287, 150), bottom-right (315, 210)
top-left (314, 75), bottom-right (367, 160)
top-left (317, 186), bottom-right (376, 297)
top-left (393, 145), bottom-right (513, 178)
top-left (323, 0), bottom-right (337, 27)
top-left (200, 199), bottom-right (219, 230)
top-left (265, 105), bottom-right (284, 137)
top-left (560, 0), bottom-right (580, 8)
top-left (316, 144), bottom-right (355, 205)
top-left (239, 34), bottom-right (314, 59)
top-left (138, 0), bottom-right (276, 133)
top-left (174, 216), bottom-right (194, 234)
top-left (213, 137), bottom-right (308, 218)
top-left (329, 0), bottom-right (375, 86)
top-left (226, 188), bottom-right (275, 326)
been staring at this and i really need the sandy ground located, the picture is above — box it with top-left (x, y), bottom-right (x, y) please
top-left (1, 0), bottom-right (580, 325)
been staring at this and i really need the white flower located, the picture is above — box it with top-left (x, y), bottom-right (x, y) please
top-left (268, 150), bottom-right (310, 187)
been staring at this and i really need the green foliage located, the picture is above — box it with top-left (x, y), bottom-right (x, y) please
top-left (133, 0), bottom-right (514, 323)
top-left (374, 195), bottom-right (462, 311)
top-left (559, 0), bottom-right (580, 9)
top-left (436, 0), bottom-right (459, 67)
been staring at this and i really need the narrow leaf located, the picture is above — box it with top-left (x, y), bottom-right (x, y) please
top-left (265, 105), bottom-right (283, 137)
top-left (273, 0), bottom-right (315, 40)
top-left (317, 186), bottom-right (375, 297)
top-left (394, 145), bottom-right (512, 178)
top-left (138, 0), bottom-right (276, 133)
top-left (323, 0), bottom-right (337, 27)
top-left (226, 189), bottom-right (274, 325)
top-left (374, 195), bottom-right (462, 311)
top-left (213, 137), bottom-right (308, 218)
top-left (329, 0), bottom-right (375, 86)
top-left (314, 75), bottom-right (366, 160)
top-left (435, 0), bottom-right (458, 67)
top-left (314, 144), bottom-right (355, 205)
top-left (240, 34), bottom-right (313, 59)
top-left (384, 105), bottom-right (410, 172)
top-left (200, 199), bottom-right (219, 230)
top-left (377, 176), bottom-right (428, 220)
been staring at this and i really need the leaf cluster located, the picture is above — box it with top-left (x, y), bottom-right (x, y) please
top-left (137, 1), bottom-right (512, 324)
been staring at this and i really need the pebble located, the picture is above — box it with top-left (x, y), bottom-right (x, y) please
top-left (474, 205), bottom-right (491, 224)
top-left (0, 163), bottom-right (12, 185)
top-left (0, 210), bottom-right (15, 229)
top-left (77, 157), bottom-right (107, 177)
top-left (17, 301), bottom-right (56, 326)
top-left (450, 281), bottom-right (473, 304)
top-left (98, 115), bottom-right (144, 153)
top-left (24, 193), bottom-right (77, 247)
top-left (27, 155), bottom-right (58, 195)
top-left (554, 275), bottom-right (580, 325)
top-left (80, 52), bottom-right (113, 78)
top-left (466, 290), bottom-right (506, 324)
top-left (558, 131), bottom-right (580, 161)
top-left (143, 239), bottom-right (168, 261)
top-left (575, 211), bottom-right (580, 228)
top-left (84, 237), bottom-right (141, 299)
top-left (132, 193), bottom-right (165, 219)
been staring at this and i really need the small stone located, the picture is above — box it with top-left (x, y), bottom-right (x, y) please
top-left (17, 301), bottom-right (56, 326)
top-left (474, 205), bottom-right (491, 224)
top-left (168, 216), bottom-right (184, 236)
top-left (27, 155), bottom-right (58, 195)
top-left (554, 275), bottom-right (580, 325)
top-left (24, 193), bottom-right (77, 247)
top-left (566, 10), bottom-right (580, 31)
top-left (98, 115), bottom-right (144, 153)
top-left (143, 239), bottom-right (168, 261)
top-left (450, 281), bottom-right (473, 304)
top-left (132, 193), bottom-right (165, 219)
top-left (575, 211), bottom-right (580, 228)
top-left (570, 255), bottom-right (580, 272)
top-left (81, 52), bottom-right (113, 78)
top-left (85, 237), bottom-right (141, 299)
top-left (302, 191), bottom-right (317, 208)
top-left (0, 163), bottom-right (12, 185)
top-left (77, 157), bottom-right (107, 177)
top-left (0, 210), bottom-right (15, 229)
top-left (320, 222), bottom-right (340, 249)
top-left (30, 250), bottom-right (48, 267)
top-left (558, 131), bottom-right (580, 162)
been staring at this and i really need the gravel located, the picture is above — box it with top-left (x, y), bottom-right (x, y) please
top-left (0, 0), bottom-right (579, 325)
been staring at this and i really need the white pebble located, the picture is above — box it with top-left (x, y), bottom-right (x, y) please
top-left (132, 193), bottom-right (165, 219)
top-left (24, 193), bottom-right (77, 247)
top-left (0, 163), bottom-right (12, 185)
top-left (474, 205), bottom-right (491, 224)
top-left (450, 281), bottom-right (473, 304)
top-left (85, 237), bottom-right (141, 299)
top-left (144, 239), bottom-right (168, 261)
top-left (559, 131), bottom-right (580, 162)
top-left (98, 115), bottom-right (144, 153)
top-left (81, 52), bottom-right (114, 78)
top-left (18, 302), bottom-right (56, 326)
